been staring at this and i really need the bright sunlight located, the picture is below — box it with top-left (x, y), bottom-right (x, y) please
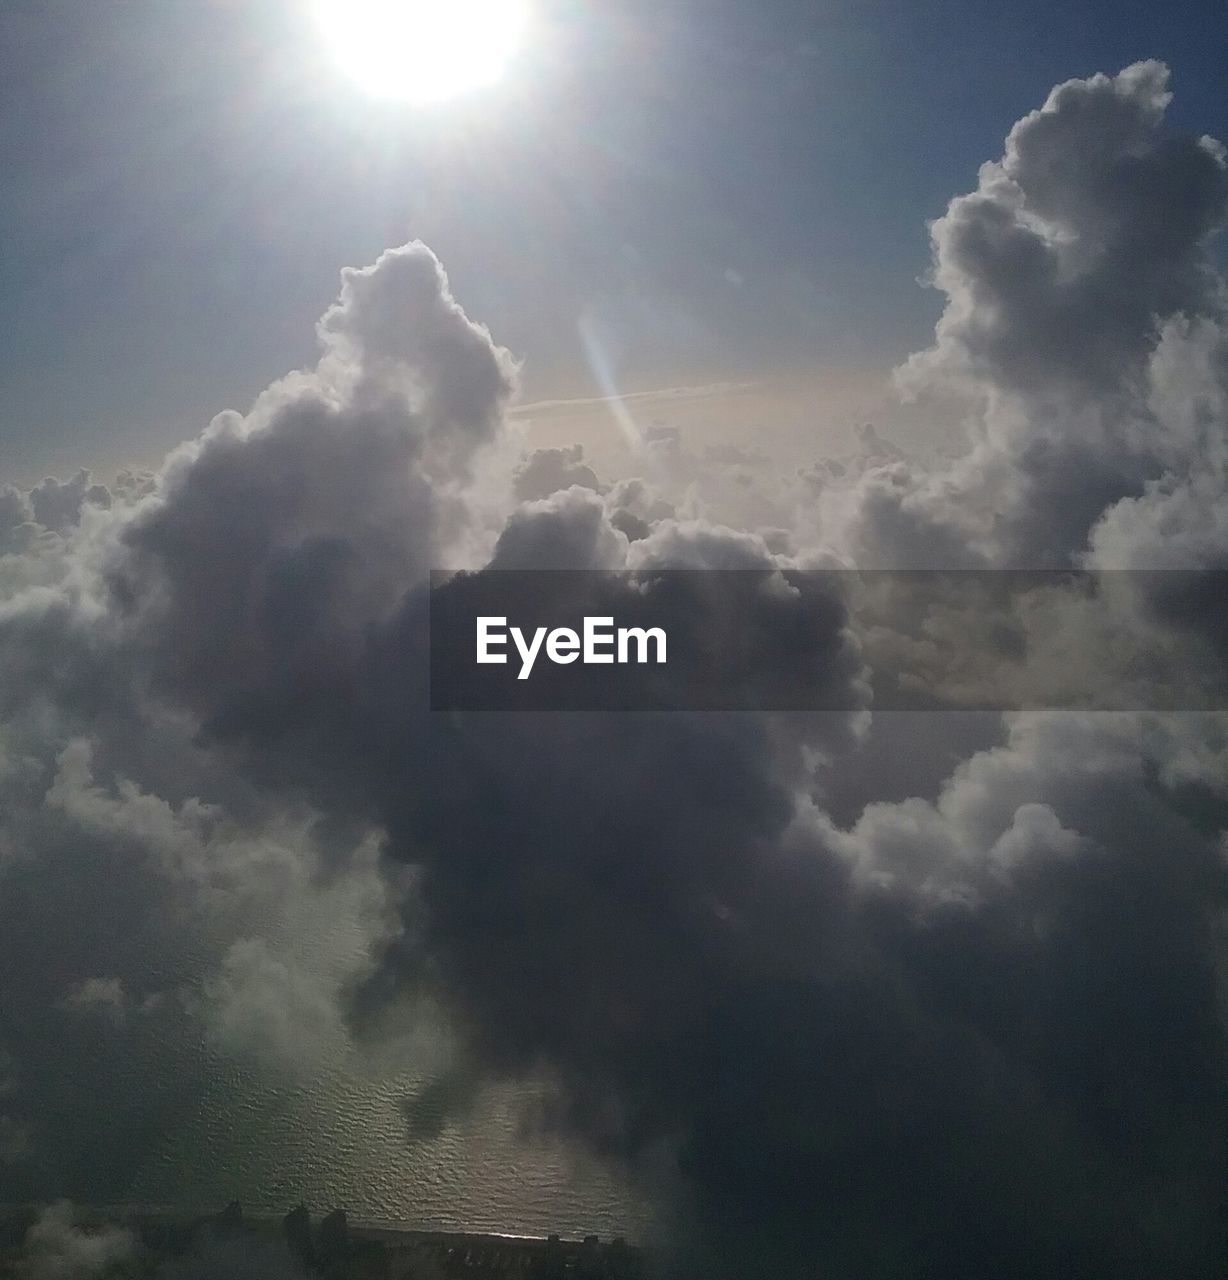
top-left (314, 0), bottom-right (529, 104)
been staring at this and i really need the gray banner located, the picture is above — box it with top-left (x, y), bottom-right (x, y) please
top-left (428, 570), bottom-right (1228, 711)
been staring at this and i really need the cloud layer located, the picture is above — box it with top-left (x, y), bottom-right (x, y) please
top-left (2, 61), bottom-right (1228, 1280)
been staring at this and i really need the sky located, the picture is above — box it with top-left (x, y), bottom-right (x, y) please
top-left (2, 0), bottom-right (1225, 482)
top-left (3, 5), bottom-right (1228, 1280)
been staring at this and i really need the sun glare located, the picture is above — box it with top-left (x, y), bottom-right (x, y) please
top-left (314, 0), bottom-right (529, 104)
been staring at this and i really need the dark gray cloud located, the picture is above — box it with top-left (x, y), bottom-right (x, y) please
top-left (29, 472), bottom-right (112, 537)
top-left (1, 485), bottom-right (37, 554)
top-left (0, 62), bottom-right (1227, 1280)
top-left (513, 445), bottom-right (602, 503)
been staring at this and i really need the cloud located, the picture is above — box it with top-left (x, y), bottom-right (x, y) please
top-left (317, 242), bottom-right (519, 453)
top-left (8, 1204), bottom-right (308, 1280)
top-left (16, 1204), bottom-right (137, 1280)
top-left (0, 60), bottom-right (1227, 1280)
top-left (29, 472), bottom-right (112, 537)
top-left (829, 61), bottom-right (1228, 568)
top-left (901, 62), bottom-right (1225, 403)
top-left (512, 445), bottom-right (602, 502)
top-left (488, 486), bottom-right (629, 570)
top-left (194, 938), bottom-right (351, 1072)
top-left (59, 977), bottom-right (133, 1025)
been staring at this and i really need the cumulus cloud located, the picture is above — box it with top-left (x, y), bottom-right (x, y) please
top-left (29, 472), bottom-right (112, 537)
top-left (826, 60), bottom-right (1228, 568)
top-left (1, 61), bottom-right (1228, 1280)
top-left (512, 444), bottom-right (602, 502)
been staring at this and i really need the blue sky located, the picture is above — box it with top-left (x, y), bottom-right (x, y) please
top-left (1, 0), bottom-right (1225, 481)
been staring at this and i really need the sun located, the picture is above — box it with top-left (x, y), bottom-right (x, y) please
top-left (314, 0), bottom-right (530, 104)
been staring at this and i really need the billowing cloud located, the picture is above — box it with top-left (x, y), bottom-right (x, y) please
top-left (1, 61), bottom-right (1227, 1280)
top-left (828, 61), bottom-right (1228, 568)
top-left (512, 445), bottom-right (602, 502)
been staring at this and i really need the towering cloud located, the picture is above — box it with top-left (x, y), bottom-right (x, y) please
top-left (832, 61), bottom-right (1228, 568)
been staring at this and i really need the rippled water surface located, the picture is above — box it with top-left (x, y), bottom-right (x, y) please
top-left (132, 1049), bottom-right (653, 1239)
